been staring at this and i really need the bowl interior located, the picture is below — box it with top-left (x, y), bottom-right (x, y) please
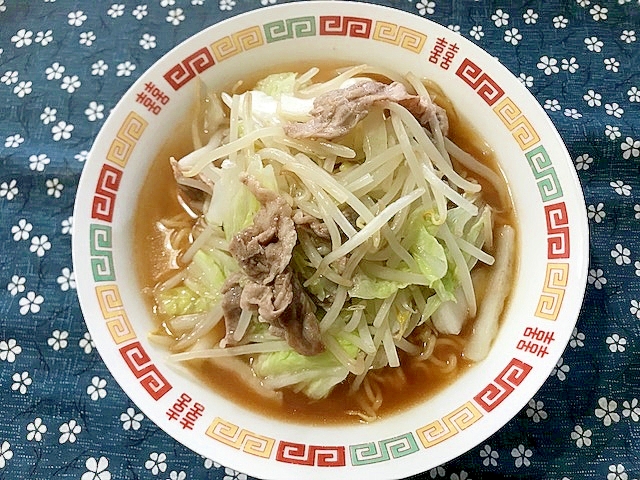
top-left (72, 3), bottom-right (589, 479)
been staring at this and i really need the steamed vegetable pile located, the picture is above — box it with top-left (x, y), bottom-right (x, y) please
top-left (150, 65), bottom-right (515, 409)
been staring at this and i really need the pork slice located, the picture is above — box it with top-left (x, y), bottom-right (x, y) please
top-left (293, 210), bottom-right (331, 240)
top-left (229, 175), bottom-right (297, 284)
top-left (269, 271), bottom-right (323, 356)
top-left (285, 79), bottom-right (448, 139)
top-left (220, 274), bottom-right (244, 346)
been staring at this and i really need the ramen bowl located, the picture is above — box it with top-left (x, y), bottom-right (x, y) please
top-left (72, 2), bottom-right (589, 479)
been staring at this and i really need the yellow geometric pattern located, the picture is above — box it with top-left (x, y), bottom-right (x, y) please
top-left (416, 401), bottom-right (483, 448)
top-left (95, 284), bottom-right (137, 344)
top-left (535, 262), bottom-right (569, 321)
top-left (206, 417), bottom-right (275, 459)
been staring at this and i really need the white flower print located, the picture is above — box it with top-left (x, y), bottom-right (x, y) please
top-left (34, 30), bottom-right (53, 46)
top-left (140, 33), bottom-right (157, 50)
top-left (621, 30), bottom-right (636, 43)
top-left (469, 25), bottom-right (484, 40)
top-left (12, 218), bottom-right (33, 240)
top-left (52, 121), bottom-right (74, 141)
top-left (0, 179), bottom-right (19, 200)
top-left (40, 106), bottom-right (57, 124)
top-left (7, 275), bottom-right (26, 296)
top-left (447, 24), bottom-right (461, 33)
top-left (30, 234), bottom-right (52, 257)
top-left (45, 62), bottom-right (65, 80)
top-left (57, 267), bottom-right (76, 291)
top-left (192, 0), bottom-right (205, 4)
top-left (611, 243), bottom-right (631, 264)
top-left (631, 299), bottom-right (640, 319)
top-left (219, 0), bottom-right (236, 10)
top-left (570, 327), bottom-right (586, 348)
top-left (564, 108), bottom-right (582, 119)
top-left (120, 407), bottom-right (144, 430)
top-left (416, 1), bottom-right (435, 16)
top-left (116, 61), bottom-right (136, 77)
top-left (161, 0), bottom-right (176, 6)
top-left (62, 216), bottom-right (74, 235)
top-left (1, 70), bottom-right (18, 85)
top-left (19, 291), bottom-right (44, 314)
top-left (79, 31), bottom-right (96, 46)
top-left (13, 80), bottom-right (32, 98)
top-left (11, 371), bottom-right (32, 394)
top-left (61, 74), bottom-right (81, 93)
top-left (584, 36), bottom-right (603, 52)
top-left (0, 339), bottom-right (21, 363)
top-left (68, 10), bottom-right (87, 27)
top-left (571, 425), bottom-right (592, 447)
top-left (607, 464), bottom-right (628, 480)
top-left (168, 471), bottom-right (187, 480)
top-left (575, 153), bottom-right (593, 170)
top-left (59, 419), bottom-right (81, 444)
top-left (510, 444), bottom-right (532, 468)
top-left (107, 4), bottom-right (125, 18)
top-left (544, 99), bottom-right (561, 111)
top-left (605, 125), bottom-right (621, 140)
top-left (583, 89), bottom-right (602, 107)
top-left (622, 399), bottom-right (640, 421)
top-left (29, 154), bottom-right (50, 172)
top-left (91, 60), bottom-right (108, 76)
top-left (81, 456), bottom-right (111, 480)
top-left (518, 73), bottom-right (533, 88)
top-left (551, 356), bottom-right (569, 381)
top-left (636, 261), bottom-right (640, 277)
top-left (523, 9), bottom-right (538, 24)
top-left (74, 151), bottom-right (88, 163)
top-left (449, 472), bottom-right (469, 480)
top-left (26, 418), bottom-right (47, 442)
top-left (223, 467), bottom-right (248, 480)
top-left (45, 178), bottom-right (64, 198)
top-left (0, 441), bottom-right (13, 469)
top-left (537, 56), bottom-right (559, 75)
top-left (145, 452), bottom-right (168, 475)
top-left (47, 329), bottom-right (69, 351)
top-left (479, 444), bottom-right (499, 466)
top-left (595, 397), bottom-right (620, 426)
top-left (636, 205), bottom-right (640, 220)
top-left (0, 0), bottom-right (5, 12)
top-left (605, 102), bottom-right (623, 118)
top-left (628, 87), bottom-right (640, 102)
top-left (561, 57), bottom-right (579, 73)
top-left (588, 268), bottom-right (607, 288)
top-left (132, 5), bottom-right (149, 19)
top-left (87, 376), bottom-right (107, 401)
top-left (79, 332), bottom-right (94, 354)
top-left (5, 134), bottom-right (24, 147)
top-left (553, 15), bottom-right (568, 28)
top-left (85, 101), bottom-right (105, 121)
top-left (604, 57), bottom-right (620, 72)
top-left (11, 29), bottom-right (33, 48)
top-left (526, 399), bottom-right (548, 423)
top-left (606, 333), bottom-right (627, 352)
top-left (621, 137), bottom-right (640, 160)
top-left (504, 28), bottom-right (522, 45)
top-left (428, 466), bottom-right (446, 478)
top-left (491, 9), bottom-right (509, 27)
top-left (610, 180), bottom-right (631, 196)
top-left (167, 7), bottom-right (186, 24)
top-left (589, 4), bottom-right (608, 20)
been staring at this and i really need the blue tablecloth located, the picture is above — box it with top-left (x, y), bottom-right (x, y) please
top-left (0, 1), bottom-right (638, 479)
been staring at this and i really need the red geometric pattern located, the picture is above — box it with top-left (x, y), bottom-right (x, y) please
top-left (276, 441), bottom-right (346, 467)
top-left (119, 341), bottom-right (172, 401)
top-left (473, 358), bottom-right (532, 412)
top-left (91, 164), bottom-right (122, 223)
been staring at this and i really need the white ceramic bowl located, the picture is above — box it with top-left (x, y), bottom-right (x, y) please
top-left (72, 2), bottom-right (589, 479)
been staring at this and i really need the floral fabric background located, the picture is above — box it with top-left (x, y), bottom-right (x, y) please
top-left (0, 0), bottom-right (638, 479)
